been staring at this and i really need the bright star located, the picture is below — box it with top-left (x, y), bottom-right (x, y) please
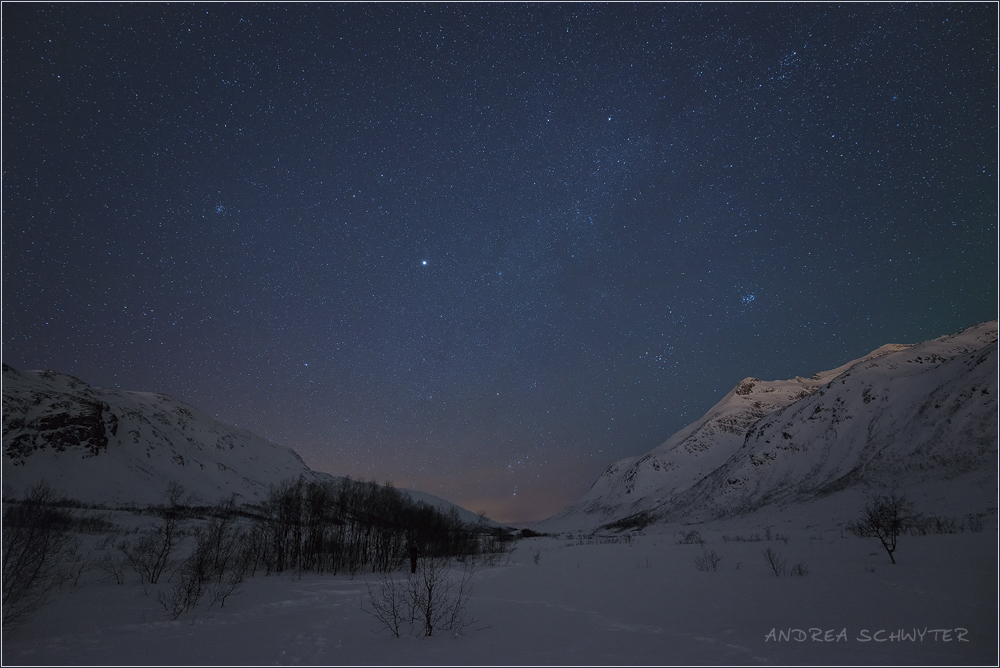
top-left (421, 260), bottom-right (428, 266)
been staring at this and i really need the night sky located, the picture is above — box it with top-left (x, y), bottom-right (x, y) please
top-left (3, 3), bottom-right (996, 523)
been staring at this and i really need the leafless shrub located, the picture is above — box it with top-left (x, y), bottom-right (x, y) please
top-left (204, 517), bottom-right (254, 609)
top-left (677, 530), bottom-right (705, 547)
top-left (722, 532), bottom-right (764, 543)
top-left (97, 549), bottom-right (127, 585)
top-left (119, 525), bottom-right (178, 585)
top-left (965, 513), bottom-right (986, 533)
top-left (59, 538), bottom-right (88, 589)
top-left (910, 514), bottom-right (959, 535)
top-left (2, 482), bottom-right (73, 630)
top-left (411, 557), bottom-right (476, 637)
top-left (789, 562), bottom-right (809, 576)
top-left (365, 558), bottom-right (476, 638)
top-left (157, 570), bottom-right (202, 620)
top-left (119, 486), bottom-right (186, 585)
top-left (158, 509), bottom-right (253, 618)
top-left (694, 550), bottom-right (722, 571)
top-left (365, 571), bottom-right (415, 638)
top-left (763, 548), bottom-right (787, 577)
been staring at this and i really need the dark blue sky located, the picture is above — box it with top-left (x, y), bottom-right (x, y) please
top-left (3, 3), bottom-right (996, 522)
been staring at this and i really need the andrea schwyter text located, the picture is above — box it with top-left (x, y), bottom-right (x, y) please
top-left (764, 627), bottom-right (970, 642)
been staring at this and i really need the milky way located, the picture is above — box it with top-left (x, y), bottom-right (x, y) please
top-left (3, 4), bottom-right (995, 522)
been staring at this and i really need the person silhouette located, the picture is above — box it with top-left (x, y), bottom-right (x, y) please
top-left (408, 543), bottom-right (420, 573)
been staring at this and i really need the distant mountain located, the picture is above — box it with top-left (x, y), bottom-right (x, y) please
top-left (543, 321), bottom-right (998, 531)
top-left (1, 364), bottom-right (486, 524)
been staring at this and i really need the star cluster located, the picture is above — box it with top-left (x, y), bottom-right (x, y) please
top-left (3, 4), bottom-right (995, 522)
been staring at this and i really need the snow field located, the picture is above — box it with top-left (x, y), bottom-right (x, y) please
top-left (3, 513), bottom-right (995, 666)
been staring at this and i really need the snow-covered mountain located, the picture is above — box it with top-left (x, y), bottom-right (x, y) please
top-left (544, 321), bottom-right (998, 531)
top-left (1, 364), bottom-right (485, 523)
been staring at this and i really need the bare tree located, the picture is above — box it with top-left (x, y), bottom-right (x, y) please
top-left (119, 515), bottom-right (181, 585)
top-left (2, 482), bottom-right (72, 630)
top-left (762, 548), bottom-right (786, 576)
top-left (119, 483), bottom-right (187, 585)
top-left (365, 571), bottom-right (415, 637)
top-left (97, 548), bottom-right (127, 584)
top-left (846, 492), bottom-right (919, 565)
top-left (694, 550), bottom-right (722, 571)
top-left (158, 506), bottom-right (253, 619)
top-left (365, 557), bottom-right (476, 638)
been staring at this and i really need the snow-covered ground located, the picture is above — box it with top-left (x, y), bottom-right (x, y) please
top-left (4, 505), bottom-right (995, 666)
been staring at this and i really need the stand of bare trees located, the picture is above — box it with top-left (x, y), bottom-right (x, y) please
top-left (3, 476), bottom-right (515, 628)
top-left (244, 477), bottom-right (498, 577)
top-left (157, 502), bottom-right (255, 619)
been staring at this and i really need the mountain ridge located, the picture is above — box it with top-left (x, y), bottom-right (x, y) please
top-left (542, 321), bottom-right (998, 531)
top-left (1, 364), bottom-right (486, 524)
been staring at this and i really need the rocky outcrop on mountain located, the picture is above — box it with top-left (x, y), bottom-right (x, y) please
top-left (3, 366), bottom-right (117, 462)
top-left (543, 321), bottom-right (998, 531)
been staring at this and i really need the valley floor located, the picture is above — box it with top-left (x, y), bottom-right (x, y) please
top-left (3, 516), bottom-right (996, 666)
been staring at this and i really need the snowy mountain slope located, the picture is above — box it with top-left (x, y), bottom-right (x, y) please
top-left (401, 488), bottom-right (496, 526)
top-left (544, 321), bottom-right (998, 531)
top-left (1, 364), bottom-right (488, 524)
top-left (2, 364), bottom-right (326, 506)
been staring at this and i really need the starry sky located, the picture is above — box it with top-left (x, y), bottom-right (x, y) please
top-left (3, 3), bottom-right (996, 523)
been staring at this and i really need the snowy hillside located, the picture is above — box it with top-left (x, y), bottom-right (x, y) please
top-left (1, 364), bottom-right (486, 523)
top-left (2, 364), bottom-right (327, 506)
top-left (544, 321), bottom-right (998, 531)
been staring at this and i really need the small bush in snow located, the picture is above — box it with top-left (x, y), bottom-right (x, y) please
top-left (365, 558), bottom-right (476, 638)
top-left (965, 513), bottom-right (986, 533)
top-left (762, 548), bottom-right (787, 577)
top-left (96, 549), bottom-right (127, 585)
top-left (910, 514), bottom-right (959, 535)
top-left (118, 514), bottom-right (181, 585)
top-left (119, 483), bottom-right (188, 586)
top-left (910, 513), bottom-right (988, 535)
top-left (365, 571), bottom-right (413, 638)
top-left (157, 509), bottom-right (254, 619)
top-left (694, 550), bottom-right (722, 571)
top-left (677, 530), bottom-right (706, 547)
top-left (722, 532), bottom-right (764, 543)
